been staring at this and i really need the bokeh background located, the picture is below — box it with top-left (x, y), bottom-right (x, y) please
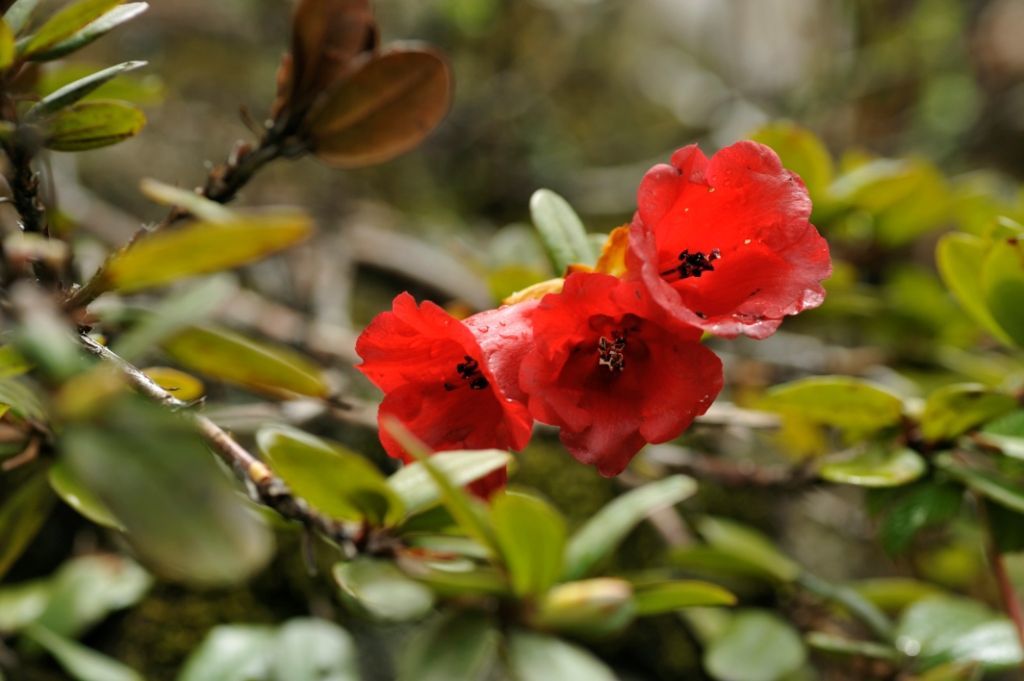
top-left (14, 0), bottom-right (1024, 679)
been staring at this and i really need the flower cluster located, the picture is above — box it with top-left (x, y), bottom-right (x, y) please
top-left (356, 141), bottom-right (831, 491)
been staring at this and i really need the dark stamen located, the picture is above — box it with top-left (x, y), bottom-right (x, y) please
top-left (661, 248), bottom-right (720, 280)
top-left (453, 355), bottom-right (489, 390)
top-left (598, 334), bottom-right (626, 372)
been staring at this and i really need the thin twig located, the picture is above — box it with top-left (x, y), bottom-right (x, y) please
top-left (78, 334), bottom-right (381, 556)
top-left (977, 497), bottom-right (1024, 658)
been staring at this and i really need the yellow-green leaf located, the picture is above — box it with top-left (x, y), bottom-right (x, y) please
top-left (819, 446), bottom-right (927, 488)
top-left (937, 232), bottom-right (1015, 347)
top-left (19, 0), bottom-right (121, 57)
top-left (162, 324), bottom-right (327, 398)
top-left (103, 211), bottom-right (312, 293)
top-left (30, 2), bottom-right (148, 61)
top-left (761, 376), bottom-right (904, 433)
top-left (44, 99), bottom-right (145, 151)
top-left (920, 383), bottom-right (1017, 442)
top-left (490, 491), bottom-right (565, 597)
top-left (0, 19), bottom-right (15, 68)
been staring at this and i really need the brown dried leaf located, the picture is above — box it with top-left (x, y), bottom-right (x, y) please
top-left (305, 45), bottom-right (452, 168)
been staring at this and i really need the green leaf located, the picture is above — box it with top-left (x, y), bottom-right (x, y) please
top-left (43, 99), bottom-right (145, 151)
top-left (669, 546), bottom-right (785, 582)
top-left (0, 375), bottom-right (46, 421)
top-left (30, 2), bottom-right (148, 61)
top-left (48, 460), bottom-right (122, 530)
top-left (334, 558), bottom-right (434, 622)
top-left (27, 60), bottom-right (146, 118)
top-left (399, 559), bottom-right (508, 597)
top-left (530, 188), bottom-right (595, 272)
top-left (19, 0), bottom-right (121, 57)
top-left (531, 578), bottom-right (635, 637)
top-left (934, 453), bottom-right (1024, 514)
top-left (139, 177), bottom-right (234, 222)
top-left (0, 578), bottom-right (50, 632)
top-left (633, 580), bottom-right (737, 615)
top-left (306, 47), bottom-right (452, 168)
top-left (877, 482), bottom-right (963, 554)
top-left (749, 122), bottom-right (833, 203)
top-left (24, 623), bottom-right (143, 681)
top-left (39, 62), bottom-right (162, 105)
top-left (564, 475), bottom-right (696, 580)
top-left (920, 383), bottom-right (1017, 442)
top-left (384, 420), bottom-right (499, 552)
top-left (0, 470), bottom-right (56, 580)
top-left (177, 624), bottom-right (274, 681)
top-left (4, 0), bottom-right (40, 33)
top-left (805, 632), bottom-right (898, 662)
top-left (984, 502), bottom-right (1024, 553)
top-left (696, 516), bottom-right (801, 584)
top-left (852, 578), bottom-right (945, 615)
top-left (102, 211), bottom-right (312, 293)
top-left (704, 611), bottom-right (807, 681)
top-left (761, 376), bottom-right (904, 432)
top-left (982, 237), bottom-right (1024, 346)
top-left (507, 630), bottom-right (619, 681)
top-left (110, 276), bottom-right (236, 361)
top-left (33, 554), bottom-right (151, 639)
top-left (387, 448), bottom-right (511, 515)
top-left (257, 425), bottom-right (403, 525)
top-left (162, 324), bottom-right (327, 398)
top-left (0, 19), bottom-right (14, 68)
top-left (979, 410), bottom-right (1024, 461)
top-left (896, 596), bottom-right (1022, 670)
top-left (60, 397), bottom-right (274, 585)
top-left (491, 491), bottom-right (566, 597)
top-left (819, 446), bottom-right (926, 487)
top-left (936, 233), bottom-right (1015, 346)
top-left (271, 618), bottom-right (360, 681)
top-left (397, 612), bottom-right (498, 681)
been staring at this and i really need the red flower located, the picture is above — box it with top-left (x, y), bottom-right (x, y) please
top-left (519, 273), bottom-right (723, 476)
top-left (356, 293), bottom-right (534, 489)
top-left (628, 141), bottom-right (831, 339)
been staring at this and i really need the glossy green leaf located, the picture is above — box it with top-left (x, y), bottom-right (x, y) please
top-left (257, 425), bottom-right (403, 525)
top-left (103, 211), bottom-right (312, 293)
top-left (696, 516), bottom-right (801, 584)
top-left (0, 470), bottom-right (56, 580)
top-left (852, 578), bottom-right (945, 614)
top-left (28, 60), bottom-right (145, 118)
top-left (877, 482), bottom-right (963, 554)
top-left (762, 376), bottom-right (904, 432)
top-left (39, 62), bottom-right (163, 104)
top-left (819, 446), bottom-right (926, 487)
top-left (111, 276), bottom-right (235, 361)
top-left (920, 383), bottom-right (1016, 442)
top-left (163, 324), bottom-right (327, 398)
top-left (911, 661), bottom-right (984, 681)
top-left (749, 122), bottom-right (833, 202)
top-left (530, 188), bottom-right (595, 272)
top-left (531, 578), bottom-right (635, 637)
top-left (385, 420), bottom-right (499, 552)
top-left (306, 47), bottom-right (452, 168)
top-left (982, 237), bottom-right (1024, 346)
top-left (0, 19), bottom-right (14, 68)
top-left (19, 0), bottom-right (120, 56)
top-left (934, 453), bottom-right (1024, 514)
top-left (507, 630), bottom-right (618, 681)
top-left (387, 448), bottom-right (511, 515)
top-left (491, 491), bottom-right (566, 597)
top-left (60, 398), bottom-right (274, 585)
top-left (44, 100), bottom-right (145, 151)
top-left (937, 233), bottom-right (1015, 346)
top-left (0, 375), bottom-right (46, 421)
top-left (633, 580), bottom-right (737, 615)
top-left (31, 2), bottom-right (148, 61)
top-left (399, 559), bottom-right (508, 597)
top-left (24, 624), bottom-right (143, 681)
top-left (34, 554), bottom-right (151, 639)
top-left (669, 546), bottom-right (783, 581)
top-left (564, 475), bottom-right (696, 580)
top-left (139, 177), bottom-right (234, 222)
top-left (0, 578), bottom-right (49, 632)
top-left (397, 612), bottom-right (498, 681)
top-left (334, 558), bottom-right (434, 622)
top-left (979, 410), bottom-right (1024, 460)
top-left (896, 597), bottom-right (1022, 670)
top-left (48, 460), bottom-right (122, 530)
top-left (704, 611), bottom-right (807, 681)
top-left (4, 0), bottom-right (40, 33)
top-left (177, 624), bottom-right (274, 681)
top-left (271, 618), bottom-right (360, 681)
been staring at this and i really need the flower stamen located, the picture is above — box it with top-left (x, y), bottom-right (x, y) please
top-left (455, 355), bottom-right (489, 390)
top-left (597, 334), bottom-right (627, 372)
top-left (661, 248), bottom-right (721, 280)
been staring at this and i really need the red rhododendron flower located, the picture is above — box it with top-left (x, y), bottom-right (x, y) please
top-left (519, 272), bottom-right (723, 476)
top-left (628, 141), bottom-right (831, 339)
top-left (356, 293), bottom-right (533, 493)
